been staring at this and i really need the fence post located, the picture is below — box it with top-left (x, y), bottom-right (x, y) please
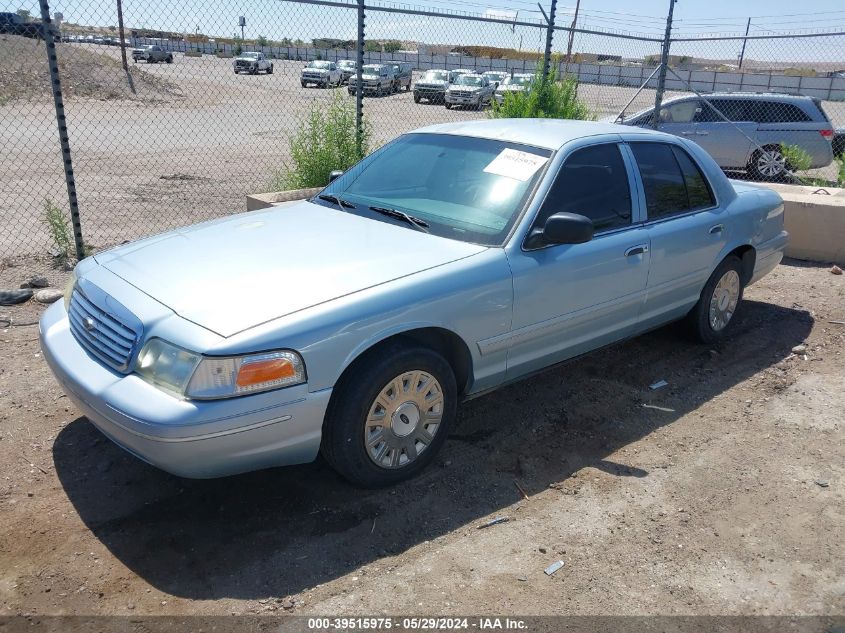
top-left (540, 0), bottom-right (557, 78)
top-left (651, 0), bottom-right (676, 129)
top-left (38, 0), bottom-right (85, 261)
top-left (355, 0), bottom-right (365, 157)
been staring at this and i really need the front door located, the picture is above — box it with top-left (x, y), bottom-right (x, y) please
top-left (503, 142), bottom-right (651, 381)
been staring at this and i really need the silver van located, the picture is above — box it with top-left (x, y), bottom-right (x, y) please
top-left (620, 93), bottom-right (835, 180)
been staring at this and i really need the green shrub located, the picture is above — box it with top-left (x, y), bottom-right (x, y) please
top-left (42, 198), bottom-right (73, 258)
top-left (489, 66), bottom-right (593, 120)
top-left (782, 144), bottom-right (812, 173)
top-left (268, 92), bottom-right (371, 191)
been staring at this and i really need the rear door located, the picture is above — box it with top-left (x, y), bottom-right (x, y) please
top-left (693, 98), bottom-right (755, 168)
top-left (628, 141), bottom-right (729, 330)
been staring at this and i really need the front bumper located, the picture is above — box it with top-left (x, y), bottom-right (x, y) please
top-left (445, 93), bottom-right (481, 105)
top-left (39, 301), bottom-right (331, 478)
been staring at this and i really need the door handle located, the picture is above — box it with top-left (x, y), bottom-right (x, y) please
top-left (709, 224), bottom-right (724, 234)
top-left (696, 131), bottom-right (710, 136)
top-left (625, 244), bottom-right (649, 257)
top-left (680, 131), bottom-right (695, 135)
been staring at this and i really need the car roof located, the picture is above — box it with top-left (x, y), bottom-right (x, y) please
top-left (412, 119), bottom-right (658, 150)
top-left (667, 92), bottom-right (815, 103)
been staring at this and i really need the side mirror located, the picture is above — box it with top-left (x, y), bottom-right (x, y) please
top-left (328, 170), bottom-right (344, 183)
top-left (527, 212), bottom-right (594, 248)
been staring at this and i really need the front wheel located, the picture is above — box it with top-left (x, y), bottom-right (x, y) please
top-left (445, 102), bottom-right (452, 109)
top-left (321, 343), bottom-right (457, 488)
top-left (166, 55), bottom-right (172, 63)
top-left (413, 94), bottom-right (421, 103)
top-left (686, 255), bottom-right (744, 344)
top-left (268, 64), bottom-right (274, 74)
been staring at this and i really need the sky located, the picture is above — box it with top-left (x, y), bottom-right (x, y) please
top-left (6, 0), bottom-right (845, 63)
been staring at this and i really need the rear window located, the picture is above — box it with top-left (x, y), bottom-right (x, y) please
top-left (696, 98), bottom-right (812, 124)
top-left (631, 143), bottom-right (715, 219)
top-left (748, 101), bottom-right (811, 123)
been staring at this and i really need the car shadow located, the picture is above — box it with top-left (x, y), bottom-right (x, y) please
top-left (53, 297), bottom-right (812, 600)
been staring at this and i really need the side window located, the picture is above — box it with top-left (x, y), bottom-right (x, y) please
top-left (660, 100), bottom-right (699, 123)
top-left (630, 143), bottom-right (689, 219)
top-left (536, 144), bottom-right (632, 233)
top-left (671, 147), bottom-right (716, 210)
top-left (757, 102), bottom-right (811, 123)
top-left (696, 99), bottom-right (749, 123)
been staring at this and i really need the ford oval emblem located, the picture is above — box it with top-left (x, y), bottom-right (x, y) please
top-left (83, 317), bottom-right (96, 332)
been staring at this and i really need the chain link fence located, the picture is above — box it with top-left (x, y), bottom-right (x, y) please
top-left (1, 0), bottom-right (843, 264)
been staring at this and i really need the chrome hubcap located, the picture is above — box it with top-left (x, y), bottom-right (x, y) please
top-left (365, 371), bottom-right (444, 469)
top-left (757, 150), bottom-right (786, 177)
top-left (709, 270), bottom-right (740, 332)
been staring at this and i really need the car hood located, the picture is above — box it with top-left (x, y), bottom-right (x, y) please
top-left (417, 81), bottom-right (448, 87)
top-left (449, 85), bottom-right (481, 92)
top-left (303, 67), bottom-right (328, 72)
top-left (94, 201), bottom-right (487, 337)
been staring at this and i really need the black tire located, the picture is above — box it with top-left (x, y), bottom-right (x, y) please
top-left (301, 81), bottom-right (307, 88)
top-left (405, 82), bottom-right (410, 92)
top-left (445, 102), bottom-right (452, 109)
top-left (413, 94), bottom-right (421, 103)
top-left (686, 255), bottom-right (745, 344)
top-left (321, 342), bottom-right (458, 488)
top-left (166, 55), bottom-right (172, 64)
top-left (268, 64), bottom-right (274, 74)
top-left (747, 145), bottom-right (788, 182)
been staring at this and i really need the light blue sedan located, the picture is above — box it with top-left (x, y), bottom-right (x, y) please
top-left (40, 120), bottom-right (788, 487)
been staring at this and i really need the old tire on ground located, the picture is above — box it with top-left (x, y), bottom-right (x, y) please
top-left (687, 255), bottom-right (745, 344)
top-left (321, 342), bottom-right (457, 488)
top-left (748, 145), bottom-right (788, 182)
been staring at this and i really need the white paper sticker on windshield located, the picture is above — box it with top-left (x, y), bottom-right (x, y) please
top-left (483, 148), bottom-right (548, 181)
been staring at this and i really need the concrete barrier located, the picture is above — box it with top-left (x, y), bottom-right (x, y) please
top-left (759, 183), bottom-right (845, 264)
top-left (246, 187), bottom-right (322, 211)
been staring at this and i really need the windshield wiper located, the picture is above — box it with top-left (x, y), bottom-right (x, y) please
top-left (318, 193), bottom-right (356, 210)
top-left (368, 206), bottom-right (430, 232)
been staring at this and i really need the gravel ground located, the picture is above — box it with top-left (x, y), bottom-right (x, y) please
top-left (0, 259), bottom-right (842, 616)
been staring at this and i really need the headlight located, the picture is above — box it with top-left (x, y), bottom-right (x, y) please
top-left (135, 339), bottom-right (306, 400)
top-left (136, 339), bottom-right (202, 397)
top-left (63, 268), bottom-right (78, 311)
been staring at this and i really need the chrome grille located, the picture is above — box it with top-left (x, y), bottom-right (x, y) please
top-left (68, 283), bottom-right (142, 373)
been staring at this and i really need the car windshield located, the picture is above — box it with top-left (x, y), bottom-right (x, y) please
top-left (318, 133), bottom-right (552, 246)
top-left (242, 53), bottom-right (260, 58)
top-left (339, 60), bottom-right (355, 68)
top-left (456, 75), bottom-right (482, 86)
top-left (504, 75), bottom-right (532, 86)
top-left (309, 61), bottom-right (331, 68)
top-left (485, 73), bottom-right (506, 80)
top-left (423, 70), bottom-right (449, 81)
top-left (362, 65), bottom-right (381, 73)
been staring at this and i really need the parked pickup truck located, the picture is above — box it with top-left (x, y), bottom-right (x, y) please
top-left (301, 60), bottom-right (341, 87)
top-left (41, 120), bottom-right (787, 488)
top-left (132, 45), bottom-right (173, 64)
top-left (347, 64), bottom-right (395, 96)
top-left (234, 52), bottom-right (273, 74)
top-left (445, 73), bottom-right (495, 109)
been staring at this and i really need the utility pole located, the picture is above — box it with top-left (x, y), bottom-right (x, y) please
top-left (651, 0), bottom-right (676, 130)
top-left (564, 0), bottom-right (580, 75)
top-left (738, 17), bottom-right (751, 69)
top-left (115, 0), bottom-right (130, 75)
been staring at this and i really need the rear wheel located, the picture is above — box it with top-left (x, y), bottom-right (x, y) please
top-left (321, 342), bottom-right (457, 488)
top-left (445, 102), bottom-right (452, 109)
top-left (413, 94), bottom-right (421, 103)
top-left (166, 55), bottom-right (172, 64)
top-left (686, 255), bottom-right (744, 344)
top-left (268, 64), bottom-right (274, 74)
top-left (748, 145), bottom-right (788, 181)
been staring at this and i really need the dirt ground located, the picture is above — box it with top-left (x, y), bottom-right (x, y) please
top-left (0, 258), bottom-right (842, 617)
